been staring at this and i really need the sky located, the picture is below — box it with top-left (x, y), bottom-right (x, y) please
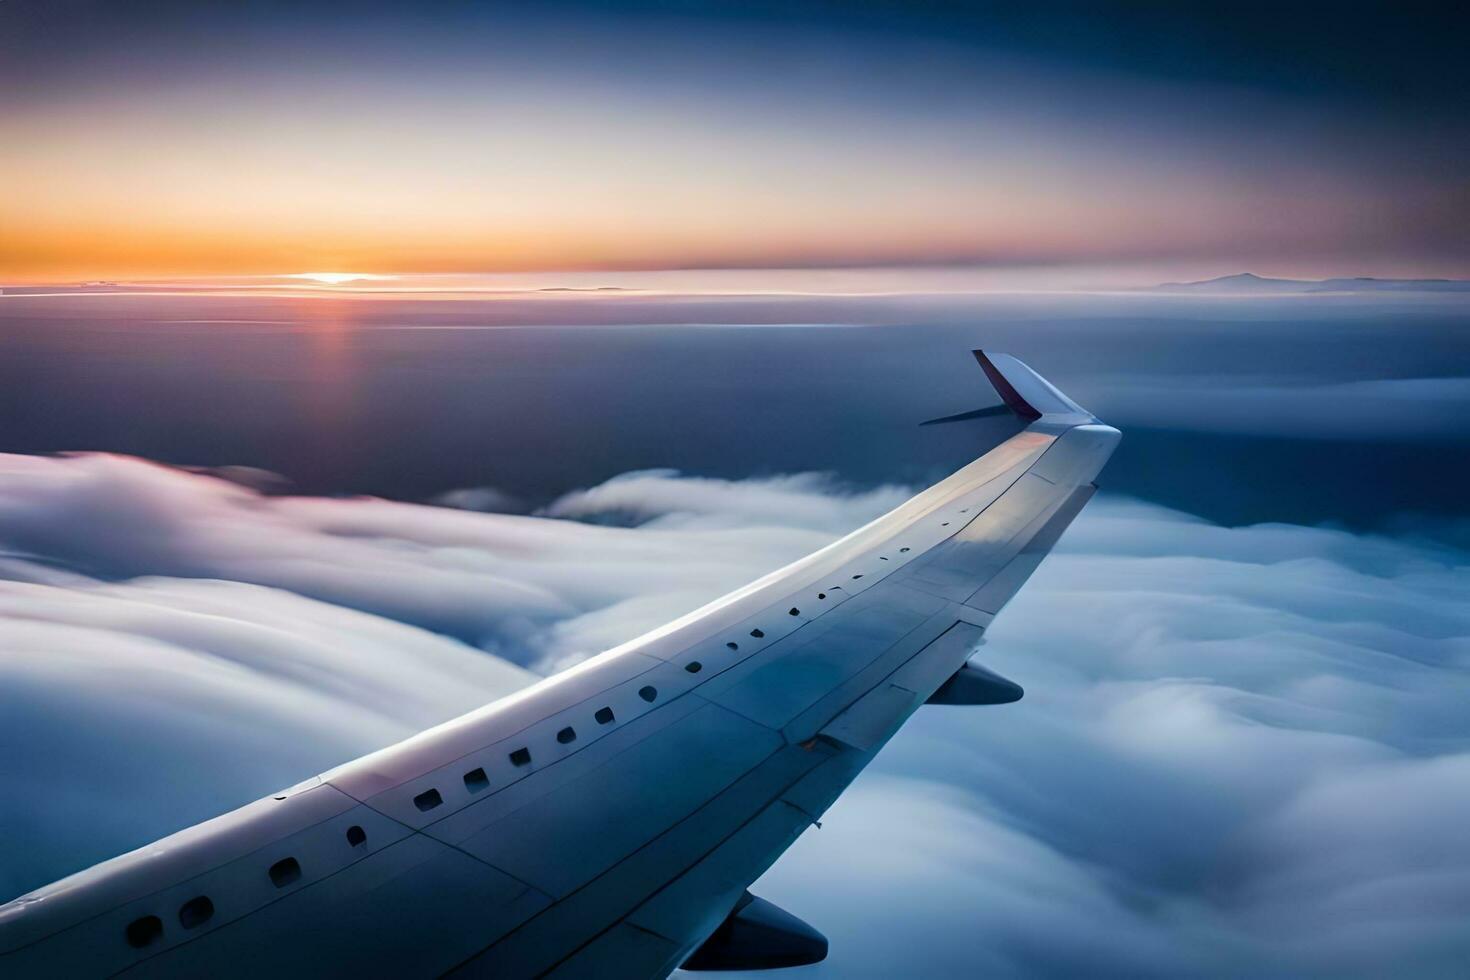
top-left (3, 0), bottom-right (1468, 282)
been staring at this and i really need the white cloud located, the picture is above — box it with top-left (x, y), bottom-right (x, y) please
top-left (0, 453), bottom-right (1467, 977)
top-left (543, 468), bottom-right (912, 534)
top-left (0, 455), bottom-right (849, 667)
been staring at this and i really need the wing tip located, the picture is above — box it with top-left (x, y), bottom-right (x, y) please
top-left (970, 349), bottom-right (1097, 424)
top-left (971, 349), bottom-right (1043, 422)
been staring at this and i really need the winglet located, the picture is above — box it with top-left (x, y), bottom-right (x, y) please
top-left (973, 350), bottom-right (1094, 424)
top-left (974, 350), bottom-right (1042, 422)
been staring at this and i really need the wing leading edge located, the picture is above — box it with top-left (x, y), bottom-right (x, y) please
top-left (0, 352), bottom-right (1119, 978)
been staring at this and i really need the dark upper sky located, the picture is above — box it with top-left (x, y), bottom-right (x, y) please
top-left (3, 1), bottom-right (1467, 280)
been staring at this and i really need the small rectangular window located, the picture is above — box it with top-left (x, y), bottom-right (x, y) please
top-left (413, 788), bottom-right (443, 812)
top-left (595, 706), bottom-right (615, 725)
top-left (509, 747), bottom-right (531, 767)
top-left (126, 915), bottom-right (163, 948)
top-left (178, 895), bottom-right (214, 929)
top-left (269, 857), bottom-right (301, 888)
top-left (463, 768), bottom-right (489, 793)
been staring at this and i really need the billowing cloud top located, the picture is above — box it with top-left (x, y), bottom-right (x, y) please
top-left (0, 454), bottom-right (1466, 977)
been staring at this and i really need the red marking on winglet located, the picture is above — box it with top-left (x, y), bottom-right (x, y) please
top-left (973, 350), bottom-right (1042, 422)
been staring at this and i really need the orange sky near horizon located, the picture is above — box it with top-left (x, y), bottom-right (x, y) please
top-left (0, 96), bottom-right (1262, 284)
top-left (4, 5), bottom-right (1465, 285)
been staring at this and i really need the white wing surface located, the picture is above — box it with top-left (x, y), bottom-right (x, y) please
top-left (0, 352), bottom-right (1120, 978)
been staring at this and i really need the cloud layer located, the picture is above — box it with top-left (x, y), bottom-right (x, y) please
top-left (0, 454), bottom-right (897, 670)
top-left (1, 454), bottom-right (1467, 978)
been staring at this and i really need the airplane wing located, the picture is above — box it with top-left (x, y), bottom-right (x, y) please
top-left (0, 352), bottom-right (1120, 978)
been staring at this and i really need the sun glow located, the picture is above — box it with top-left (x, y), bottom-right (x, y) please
top-left (286, 272), bottom-right (394, 285)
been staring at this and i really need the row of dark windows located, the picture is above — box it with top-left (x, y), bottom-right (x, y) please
top-left (124, 657), bottom-right (704, 948)
top-left (407, 687), bottom-right (657, 816)
top-left (413, 546), bottom-right (926, 816)
top-left (125, 824), bottom-right (367, 949)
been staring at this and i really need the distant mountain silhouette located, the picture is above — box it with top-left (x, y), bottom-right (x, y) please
top-left (1154, 272), bottom-right (1470, 293)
